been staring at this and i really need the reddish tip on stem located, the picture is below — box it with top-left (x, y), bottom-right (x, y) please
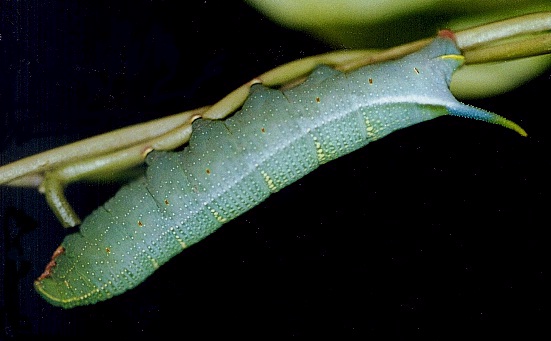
top-left (438, 29), bottom-right (457, 42)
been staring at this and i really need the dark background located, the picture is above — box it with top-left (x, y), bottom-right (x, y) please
top-left (1, 1), bottom-right (549, 339)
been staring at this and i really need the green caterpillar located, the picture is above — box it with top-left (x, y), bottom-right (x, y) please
top-left (34, 31), bottom-right (525, 308)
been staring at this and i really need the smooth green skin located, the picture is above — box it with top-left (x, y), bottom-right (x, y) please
top-left (34, 34), bottom-right (524, 308)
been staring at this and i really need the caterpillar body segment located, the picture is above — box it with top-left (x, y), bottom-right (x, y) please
top-left (35, 32), bottom-right (525, 308)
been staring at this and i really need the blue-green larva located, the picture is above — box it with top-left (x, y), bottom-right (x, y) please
top-left (34, 31), bottom-right (525, 308)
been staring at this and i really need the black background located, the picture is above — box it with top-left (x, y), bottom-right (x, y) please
top-left (1, 1), bottom-right (549, 339)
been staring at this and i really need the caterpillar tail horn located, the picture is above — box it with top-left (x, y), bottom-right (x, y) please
top-left (447, 103), bottom-right (527, 137)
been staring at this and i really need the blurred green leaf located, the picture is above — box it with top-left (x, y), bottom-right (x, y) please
top-left (245, 0), bottom-right (551, 98)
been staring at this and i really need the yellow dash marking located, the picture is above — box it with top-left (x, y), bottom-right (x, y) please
top-left (440, 54), bottom-right (465, 63)
top-left (150, 258), bottom-right (160, 269)
top-left (210, 207), bottom-right (228, 223)
top-left (312, 135), bottom-right (326, 163)
top-left (365, 118), bottom-right (379, 141)
top-left (176, 237), bottom-right (186, 249)
top-left (260, 170), bottom-right (278, 192)
top-left (170, 227), bottom-right (187, 249)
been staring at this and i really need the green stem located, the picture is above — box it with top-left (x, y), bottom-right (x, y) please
top-left (455, 11), bottom-right (551, 50)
